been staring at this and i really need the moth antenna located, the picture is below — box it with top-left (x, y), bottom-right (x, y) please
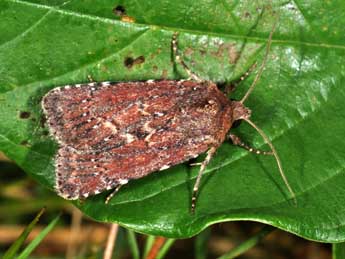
top-left (243, 118), bottom-right (297, 205)
top-left (240, 20), bottom-right (277, 104)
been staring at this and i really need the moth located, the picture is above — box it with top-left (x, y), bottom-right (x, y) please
top-left (42, 24), bottom-right (296, 212)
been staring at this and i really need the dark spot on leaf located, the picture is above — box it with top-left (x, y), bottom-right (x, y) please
top-left (124, 57), bottom-right (134, 68)
top-left (113, 5), bottom-right (126, 16)
top-left (184, 47), bottom-right (194, 56)
top-left (19, 111), bottom-right (31, 119)
top-left (199, 49), bottom-right (207, 56)
top-left (20, 140), bottom-right (29, 146)
top-left (244, 11), bottom-right (251, 18)
top-left (124, 56), bottom-right (145, 69)
top-left (40, 115), bottom-right (47, 128)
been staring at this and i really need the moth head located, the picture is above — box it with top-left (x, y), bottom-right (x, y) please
top-left (231, 101), bottom-right (251, 121)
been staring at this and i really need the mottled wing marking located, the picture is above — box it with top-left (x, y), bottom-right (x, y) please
top-left (42, 80), bottom-right (232, 199)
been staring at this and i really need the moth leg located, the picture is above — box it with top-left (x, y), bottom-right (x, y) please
top-left (105, 184), bottom-right (123, 204)
top-left (228, 133), bottom-right (273, 155)
top-left (191, 146), bottom-right (217, 213)
top-left (224, 63), bottom-right (257, 95)
top-left (172, 32), bottom-right (202, 82)
top-left (190, 162), bottom-right (202, 166)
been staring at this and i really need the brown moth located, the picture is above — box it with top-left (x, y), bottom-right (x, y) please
top-left (42, 22), bottom-right (296, 212)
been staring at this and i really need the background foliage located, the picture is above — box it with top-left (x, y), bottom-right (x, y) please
top-left (1, 0), bottom-right (345, 241)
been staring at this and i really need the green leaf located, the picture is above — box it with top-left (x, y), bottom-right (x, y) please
top-left (1, 0), bottom-right (345, 241)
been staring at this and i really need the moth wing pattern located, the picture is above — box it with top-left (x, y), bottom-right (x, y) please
top-left (42, 80), bottom-right (233, 200)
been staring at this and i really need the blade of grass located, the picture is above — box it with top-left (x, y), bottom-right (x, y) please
top-left (127, 229), bottom-right (140, 259)
top-left (143, 235), bottom-right (155, 259)
top-left (217, 225), bottom-right (275, 259)
top-left (155, 239), bottom-right (175, 259)
top-left (0, 199), bottom-right (67, 217)
top-left (16, 213), bottom-right (61, 259)
top-left (103, 223), bottom-right (119, 259)
top-left (66, 207), bottom-right (83, 259)
top-left (195, 228), bottom-right (211, 259)
top-left (333, 243), bottom-right (345, 259)
top-left (3, 207), bottom-right (46, 259)
top-left (146, 237), bottom-right (167, 259)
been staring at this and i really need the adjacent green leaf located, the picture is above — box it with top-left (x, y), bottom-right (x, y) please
top-left (1, 0), bottom-right (345, 241)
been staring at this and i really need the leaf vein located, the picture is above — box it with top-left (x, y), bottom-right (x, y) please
top-left (0, 10), bottom-right (51, 50)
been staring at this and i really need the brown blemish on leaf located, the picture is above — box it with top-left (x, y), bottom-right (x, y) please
top-left (150, 48), bottom-right (162, 59)
top-left (244, 11), bottom-right (251, 18)
top-left (161, 69), bottom-right (168, 79)
top-left (227, 44), bottom-right (239, 64)
top-left (211, 43), bottom-right (239, 64)
top-left (199, 49), bottom-right (207, 56)
top-left (121, 15), bottom-right (136, 23)
top-left (100, 64), bottom-right (109, 72)
top-left (124, 56), bottom-right (145, 69)
top-left (184, 47), bottom-right (194, 56)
